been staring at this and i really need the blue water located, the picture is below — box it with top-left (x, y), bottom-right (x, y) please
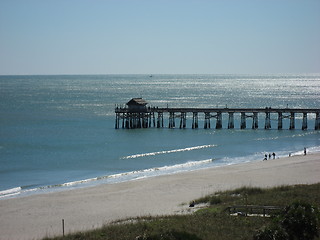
top-left (0, 74), bottom-right (319, 198)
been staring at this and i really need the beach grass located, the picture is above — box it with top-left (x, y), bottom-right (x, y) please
top-left (43, 183), bottom-right (320, 240)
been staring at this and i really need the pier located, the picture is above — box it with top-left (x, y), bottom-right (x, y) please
top-left (115, 98), bottom-right (320, 130)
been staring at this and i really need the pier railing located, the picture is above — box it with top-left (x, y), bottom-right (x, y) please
top-left (115, 107), bottom-right (320, 130)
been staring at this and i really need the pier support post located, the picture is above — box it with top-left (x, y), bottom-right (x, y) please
top-left (137, 113), bottom-right (142, 128)
top-left (131, 114), bottom-right (135, 128)
top-left (252, 112), bottom-right (258, 129)
top-left (179, 112), bottom-right (187, 129)
top-left (148, 113), bottom-right (152, 128)
top-left (169, 112), bottom-right (175, 128)
top-left (278, 112), bottom-right (283, 130)
top-left (228, 112), bottom-right (234, 129)
top-left (136, 113), bottom-right (140, 128)
top-left (141, 113), bottom-right (145, 128)
top-left (204, 112), bottom-right (211, 129)
top-left (145, 113), bottom-right (150, 128)
top-left (216, 112), bottom-right (222, 129)
top-left (129, 114), bottom-right (133, 128)
top-left (142, 113), bottom-right (148, 128)
top-left (115, 113), bottom-right (120, 129)
top-left (152, 112), bottom-right (156, 127)
top-left (133, 114), bottom-right (136, 128)
top-left (315, 112), bottom-right (320, 130)
top-left (157, 112), bottom-right (164, 128)
top-left (125, 113), bottom-right (130, 129)
top-left (116, 113), bottom-right (119, 129)
top-left (302, 113), bottom-right (307, 130)
top-left (265, 112), bottom-right (271, 129)
top-left (192, 112), bottom-right (198, 129)
top-left (289, 112), bottom-right (295, 130)
top-left (121, 113), bottom-right (125, 128)
top-left (123, 113), bottom-right (127, 128)
top-left (241, 112), bottom-right (246, 129)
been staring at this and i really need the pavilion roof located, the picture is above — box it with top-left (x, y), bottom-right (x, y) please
top-left (126, 98), bottom-right (148, 106)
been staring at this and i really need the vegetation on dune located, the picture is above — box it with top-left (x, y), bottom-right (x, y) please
top-left (44, 183), bottom-right (320, 240)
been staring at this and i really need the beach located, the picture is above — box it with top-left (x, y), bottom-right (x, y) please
top-left (1, 153), bottom-right (319, 240)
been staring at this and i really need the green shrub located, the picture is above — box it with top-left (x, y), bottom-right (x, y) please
top-left (254, 201), bottom-right (320, 240)
top-left (136, 230), bottom-right (202, 240)
top-left (254, 225), bottom-right (288, 240)
top-left (230, 186), bottom-right (264, 196)
top-left (280, 201), bottom-right (320, 240)
top-left (209, 196), bottom-right (222, 205)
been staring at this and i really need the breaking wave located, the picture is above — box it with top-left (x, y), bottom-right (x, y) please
top-left (0, 158), bottom-right (214, 200)
top-left (122, 144), bottom-right (217, 159)
top-left (0, 187), bottom-right (22, 198)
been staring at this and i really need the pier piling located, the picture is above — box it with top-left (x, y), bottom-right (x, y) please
top-left (278, 112), bottom-right (283, 130)
top-left (216, 112), bottom-right (222, 129)
top-left (290, 112), bottom-right (295, 130)
top-left (192, 112), bottom-right (198, 129)
top-left (302, 113), bottom-right (308, 130)
top-left (169, 112), bottom-right (175, 128)
top-left (157, 112), bottom-right (164, 128)
top-left (265, 112), bottom-right (271, 129)
top-left (228, 112), bottom-right (234, 129)
top-left (316, 112), bottom-right (320, 130)
top-left (204, 112), bottom-right (211, 129)
top-left (241, 112), bottom-right (246, 129)
top-left (180, 112), bottom-right (187, 129)
top-left (252, 112), bottom-right (258, 129)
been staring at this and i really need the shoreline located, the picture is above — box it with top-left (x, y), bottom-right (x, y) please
top-left (1, 148), bottom-right (316, 200)
top-left (1, 153), bottom-right (319, 240)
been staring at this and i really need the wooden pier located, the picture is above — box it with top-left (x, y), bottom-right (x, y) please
top-left (115, 99), bottom-right (320, 130)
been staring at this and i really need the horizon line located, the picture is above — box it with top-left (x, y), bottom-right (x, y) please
top-left (1, 72), bottom-right (320, 77)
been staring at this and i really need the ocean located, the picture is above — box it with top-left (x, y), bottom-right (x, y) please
top-left (0, 74), bottom-right (319, 199)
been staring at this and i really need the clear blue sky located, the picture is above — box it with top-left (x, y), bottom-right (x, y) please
top-left (0, 0), bottom-right (319, 75)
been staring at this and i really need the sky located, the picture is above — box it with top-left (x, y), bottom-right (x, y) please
top-left (0, 0), bottom-right (319, 75)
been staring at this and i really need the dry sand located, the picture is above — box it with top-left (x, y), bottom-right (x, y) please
top-left (0, 153), bottom-right (319, 240)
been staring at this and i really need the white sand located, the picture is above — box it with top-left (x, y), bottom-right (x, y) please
top-left (0, 153), bottom-right (319, 240)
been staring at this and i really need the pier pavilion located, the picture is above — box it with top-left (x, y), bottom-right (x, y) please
top-left (115, 99), bottom-right (320, 130)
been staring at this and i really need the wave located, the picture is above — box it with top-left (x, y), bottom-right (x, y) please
top-left (254, 131), bottom-right (318, 141)
top-left (122, 144), bottom-right (217, 159)
top-left (0, 187), bottom-right (22, 198)
top-left (2, 144), bottom-right (319, 200)
top-left (0, 159), bottom-right (214, 200)
top-left (288, 145), bottom-right (320, 157)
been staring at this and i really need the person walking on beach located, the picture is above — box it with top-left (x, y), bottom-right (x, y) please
top-left (304, 147), bottom-right (307, 155)
top-left (264, 154), bottom-right (267, 161)
top-left (272, 152), bottom-right (276, 159)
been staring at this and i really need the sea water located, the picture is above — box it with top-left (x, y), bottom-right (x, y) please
top-left (0, 74), bottom-right (319, 199)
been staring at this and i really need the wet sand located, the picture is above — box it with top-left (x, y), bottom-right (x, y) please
top-left (0, 153), bottom-right (319, 240)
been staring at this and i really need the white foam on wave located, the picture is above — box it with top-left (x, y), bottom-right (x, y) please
top-left (97, 158), bottom-right (214, 183)
top-left (122, 144), bottom-right (217, 159)
top-left (254, 131), bottom-right (318, 141)
top-left (0, 187), bottom-right (22, 198)
top-left (3, 144), bottom-right (319, 200)
top-left (0, 159), bottom-right (215, 200)
top-left (288, 145), bottom-right (320, 157)
top-left (59, 177), bottom-right (99, 187)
